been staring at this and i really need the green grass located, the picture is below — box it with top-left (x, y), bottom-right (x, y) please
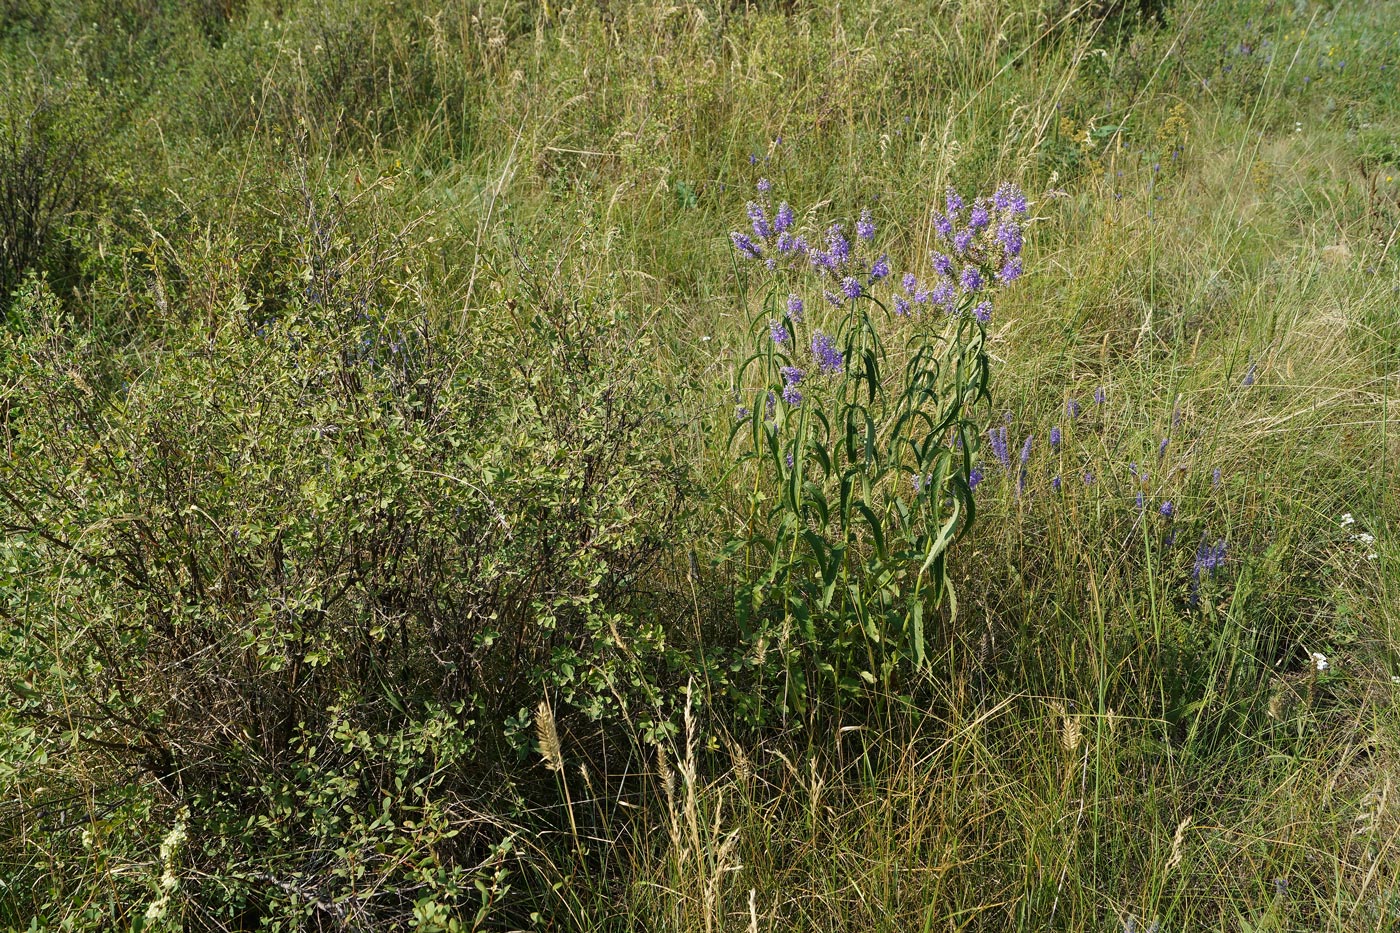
top-left (1, 0), bottom-right (1398, 930)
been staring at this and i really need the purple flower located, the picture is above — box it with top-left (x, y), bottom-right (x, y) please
top-left (786, 451), bottom-right (795, 469)
top-left (786, 294), bottom-right (805, 321)
top-left (894, 295), bottom-right (911, 316)
top-left (922, 278), bottom-right (948, 309)
top-left (998, 257), bottom-right (1023, 283)
top-left (969, 466), bottom-right (985, 490)
top-left (1083, 471), bottom-right (1094, 485)
top-left (992, 182), bottom-right (1027, 216)
top-left (1193, 538), bottom-right (1227, 580)
top-left (857, 208), bottom-right (876, 241)
top-left (953, 229), bottom-right (973, 254)
top-left (1093, 387), bottom-right (1106, 404)
top-left (972, 301), bottom-right (993, 323)
top-left (960, 267), bottom-right (983, 294)
top-left (735, 405), bottom-right (751, 420)
top-left (826, 224), bottom-right (851, 265)
top-left (765, 391), bottom-right (776, 420)
top-left (780, 366), bottom-right (804, 406)
top-left (996, 222), bottom-right (1023, 257)
top-left (931, 252), bottom-right (953, 276)
top-left (1158, 437), bottom-right (1169, 459)
top-left (731, 231), bottom-right (763, 258)
top-left (1050, 426), bottom-right (1062, 450)
top-left (1067, 398), bottom-right (1082, 419)
top-left (933, 212), bottom-right (953, 239)
top-left (774, 202), bottom-right (794, 234)
top-left (869, 254), bottom-right (891, 282)
top-left (1212, 467), bottom-right (1221, 487)
top-left (902, 272), bottom-right (918, 294)
top-left (776, 232), bottom-right (796, 253)
top-left (823, 289), bottom-right (844, 306)
top-left (946, 188), bottom-right (964, 214)
top-left (748, 202), bottom-right (771, 239)
top-left (989, 426), bottom-right (1011, 469)
top-left (1159, 500), bottom-right (1174, 518)
top-left (757, 177), bottom-right (771, 193)
top-left (1136, 490), bottom-right (1145, 511)
top-left (811, 331), bottom-right (843, 374)
top-left (1020, 435), bottom-right (1033, 464)
top-left (840, 275), bottom-right (862, 299)
top-left (967, 200), bottom-right (990, 231)
top-left (1051, 475), bottom-right (1061, 491)
top-left (1243, 362), bottom-right (1257, 386)
top-left (770, 319), bottom-right (790, 345)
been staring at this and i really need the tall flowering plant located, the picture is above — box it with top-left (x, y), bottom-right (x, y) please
top-left (726, 179), bottom-right (1029, 713)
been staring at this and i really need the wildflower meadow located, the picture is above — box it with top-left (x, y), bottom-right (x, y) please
top-left (0, 0), bottom-right (1397, 930)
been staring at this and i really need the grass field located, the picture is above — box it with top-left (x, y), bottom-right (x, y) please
top-left (1, 0), bottom-right (1398, 930)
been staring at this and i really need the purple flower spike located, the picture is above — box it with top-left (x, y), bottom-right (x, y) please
top-left (1158, 437), bottom-right (1169, 459)
top-left (769, 319), bottom-right (790, 345)
top-left (786, 294), bottom-right (805, 321)
top-left (1212, 467), bottom-right (1221, 487)
top-left (933, 212), bottom-right (953, 239)
top-left (782, 383), bottom-right (803, 406)
top-left (857, 208), bottom-right (876, 241)
top-left (1067, 398), bottom-right (1082, 419)
top-left (731, 231), bottom-right (763, 259)
top-left (1020, 435), bottom-right (1033, 464)
top-left (811, 331), bottom-right (843, 374)
top-left (1093, 387), bottom-right (1106, 404)
top-left (840, 275), bottom-right (862, 299)
top-left (989, 426), bottom-right (1011, 469)
top-left (826, 224), bottom-right (850, 266)
top-left (946, 187), bottom-right (964, 214)
top-left (996, 222), bottom-right (1023, 257)
top-left (931, 252), bottom-right (953, 276)
top-left (757, 177), bottom-right (771, 193)
top-left (968, 200), bottom-right (990, 231)
top-left (748, 202), bottom-right (771, 239)
top-left (1159, 500), bottom-right (1174, 518)
top-left (1050, 426), bottom-right (1061, 450)
top-left (972, 301), bottom-right (993, 323)
top-left (774, 202), bottom-right (794, 234)
top-left (869, 254), bottom-right (891, 282)
top-left (953, 229), bottom-right (974, 254)
top-left (1052, 475), bottom-right (1061, 491)
top-left (992, 182), bottom-right (1028, 216)
top-left (969, 466), bottom-right (985, 490)
top-left (960, 267), bottom-right (984, 294)
top-left (902, 271), bottom-right (918, 294)
top-left (998, 257), bottom-right (1023, 283)
top-left (894, 295), bottom-right (911, 316)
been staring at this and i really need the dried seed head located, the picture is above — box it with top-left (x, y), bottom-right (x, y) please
top-left (535, 699), bottom-right (563, 773)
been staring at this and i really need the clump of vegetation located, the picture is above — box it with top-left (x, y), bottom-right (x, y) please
top-left (1, 0), bottom-right (1397, 930)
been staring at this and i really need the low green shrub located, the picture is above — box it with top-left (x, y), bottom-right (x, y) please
top-left (0, 189), bottom-right (689, 927)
